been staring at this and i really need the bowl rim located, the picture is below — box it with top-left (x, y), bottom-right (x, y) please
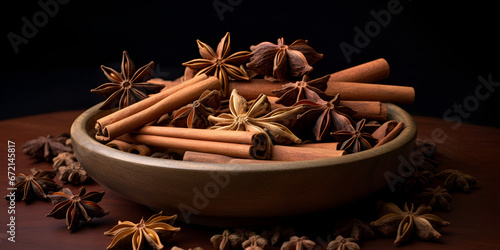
top-left (71, 102), bottom-right (417, 173)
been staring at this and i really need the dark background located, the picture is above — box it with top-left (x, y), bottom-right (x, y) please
top-left (1, 0), bottom-right (499, 127)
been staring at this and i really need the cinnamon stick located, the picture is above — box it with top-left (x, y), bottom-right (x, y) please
top-left (375, 121), bottom-right (405, 147)
top-left (122, 134), bottom-right (269, 160)
top-left (127, 144), bottom-right (153, 156)
top-left (271, 145), bottom-right (345, 161)
top-left (183, 151), bottom-right (235, 163)
top-left (95, 76), bottom-right (220, 141)
top-left (329, 58), bottom-right (390, 82)
top-left (325, 81), bottom-right (415, 104)
top-left (105, 139), bottom-right (133, 151)
top-left (340, 100), bottom-right (387, 121)
top-left (97, 74), bottom-right (208, 132)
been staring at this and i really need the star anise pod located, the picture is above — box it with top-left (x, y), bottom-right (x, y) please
top-left (53, 151), bottom-right (77, 170)
top-left (410, 139), bottom-right (439, 173)
top-left (247, 38), bottom-right (323, 81)
top-left (23, 134), bottom-right (72, 162)
top-left (58, 161), bottom-right (91, 185)
top-left (334, 218), bottom-right (375, 241)
top-left (418, 186), bottom-right (453, 211)
top-left (47, 187), bottom-right (109, 230)
top-left (404, 170), bottom-right (434, 193)
top-left (182, 32), bottom-right (252, 96)
top-left (272, 74), bottom-right (331, 106)
top-left (281, 236), bottom-right (316, 250)
top-left (242, 235), bottom-right (268, 250)
top-left (326, 235), bottom-right (360, 250)
top-left (295, 94), bottom-right (355, 142)
top-left (436, 169), bottom-right (478, 192)
top-left (331, 119), bottom-right (378, 153)
top-left (210, 229), bottom-right (243, 250)
top-left (209, 89), bottom-right (304, 147)
top-left (6, 168), bottom-right (60, 203)
top-left (370, 202), bottom-right (450, 246)
top-left (169, 89), bottom-right (222, 128)
top-left (91, 51), bottom-right (164, 110)
top-left (262, 226), bottom-right (295, 246)
top-left (105, 211), bottom-right (180, 250)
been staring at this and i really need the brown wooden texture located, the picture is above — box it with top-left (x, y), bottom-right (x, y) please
top-left (1, 110), bottom-right (499, 249)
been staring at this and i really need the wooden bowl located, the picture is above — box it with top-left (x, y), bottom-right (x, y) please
top-left (71, 103), bottom-right (416, 225)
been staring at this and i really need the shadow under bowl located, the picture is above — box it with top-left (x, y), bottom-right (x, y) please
top-left (71, 103), bottom-right (416, 226)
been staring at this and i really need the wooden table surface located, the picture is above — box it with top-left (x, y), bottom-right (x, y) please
top-left (1, 110), bottom-right (499, 249)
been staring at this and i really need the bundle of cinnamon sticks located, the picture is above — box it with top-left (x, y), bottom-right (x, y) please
top-left (95, 58), bottom-right (411, 163)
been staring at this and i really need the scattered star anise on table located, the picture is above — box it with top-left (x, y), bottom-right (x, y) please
top-left (105, 211), bottom-right (180, 250)
top-left (58, 161), bottom-right (91, 185)
top-left (418, 186), bottom-right (453, 211)
top-left (209, 89), bottom-right (304, 147)
top-left (370, 202), bottom-right (450, 246)
top-left (22, 134), bottom-right (72, 162)
top-left (271, 74), bottom-right (332, 106)
top-left (246, 38), bottom-right (323, 81)
top-left (182, 32), bottom-right (252, 96)
top-left (169, 89), bottom-right (222, 128)
top-left (295, 94), bottom-right (355, 142)
top-left (242, 235), bottom-right (268, 250)
top-left (281, 236), bottom-right (316, 250)
top-left (436, 169), bottom-right (479, 192)
top-left (210, 229), bottom-right (243, 250)
top-left (331, 119), bottom-right (378, 153)
top-left (326, 235), bottom-right (360, 250)
top-left (91, 51), bottom-right (164, 110)
top-left (6, 168), bottom-right (60, 203)
top-left (46, 187), bottom-right (109, 230)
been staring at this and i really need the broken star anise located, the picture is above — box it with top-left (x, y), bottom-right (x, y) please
top-left (169, 89), bottom-right (222, 129)
top-left (105, 211), bottom-right (180, 250)
top-left (46, 187), bottom-right (109, 230)
top-left (208, 89), bottom-right (304, 146)
top-left (370, 202), bottom-right (450, 246)
top-left (247, 38), bottom-right (323, 81)
top-left (182, 32), bottom-right (252, 96)
top-left (23, 134), bottom-right (72, 162)
top-left (295, 94), bottom-right (355, 142)
top-left (272, 74), bottom-right (331, 106)
top-left (91, 51), bottom-right (164, 110)
top-left (436, 169), bottom-right (478, 192)
top-left (58, 161), bottom-right (91, 185)
top-left (326, 235), bottom-right (360, 250)
top-left (6, 168), bottom-right (60, 203)
top-left (331, 119), bottom-right (378, 153)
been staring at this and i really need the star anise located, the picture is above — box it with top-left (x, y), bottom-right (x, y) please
top-left (436, 169), bottom-right (478, 192)
top-left (58, 161), bottom-right (91, 185)
top-left (209, 89), bottom-right (304, 147)
top-left (210, 229), bottom-right (243, 250)
top-left (411, 139), bottom-right (439, 173)
top-left (331, 119), bottom-right (378, 153)
top-left (334, 218), bottom-right (375, 241)
top-left (242, 235), bottom-right (268, 250)
top-left (22, 134), bottom-right (72, 162)
top-left (46, 187), bottom-right (109, 230)
top-left (418, 186), bottom-right (453, 211)
top-left (53, 152), bottom-right (77, 170)
top-left (281, 236), bottom-right (316, 250)
top-left (105, 211), bottom-right (180, 250)
top-left (91, 51), bottom-right (164, 110)
top-left (169, 89), bottom-right (222, 128)
top-left (326, 235), bottom-right (360, 250)
top-left (295, 94), bottom-right (355, 142)
top-left (262, 225), bottom-right (295, 245)
top-left (6, 168), bottom-right (60, 203)
top-left (182, 32), bottom-right (252, 96)
top-left (404, 170), bottom-right (434, 193)
top-left (272, 74), bottom-right (332, 106)
top-left (370, 202), bottom-right (450, 246)
top-left (247, 38), bottom-right (323, 81)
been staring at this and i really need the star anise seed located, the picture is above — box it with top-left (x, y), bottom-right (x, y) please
top-left (22, 134), bottom-right (72, 162)
top-left (331, 119), bottom-right (378, 153)
top-left (418, 186), bottom-right (453, 211)
top-left (210, 230), bottom-right (243, 250)
top-left (281, 236), bottom-right (316, 250)
top-left (6, 168), bottom-right (60, 203)
top-left (326, 235), bottom-right (360, 250)
top-left (91, 51), bottom-right (164, 110)
top-left (47, 187), bottom-right (109, 230)
top-left (58, 161), bottom-right (91, 185)
top-left (169, 89), bottom-right (222, 128)
top-left (272, 74), bottom-right (332, 106)
top-left (182, 32), bottom-right (252, 96)
top-left (242, 235), bottom-right (268, 250)
top-left (105, 211), bottom-right (180, 250)
top-left (436, 169), bottom-right (478, 192)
